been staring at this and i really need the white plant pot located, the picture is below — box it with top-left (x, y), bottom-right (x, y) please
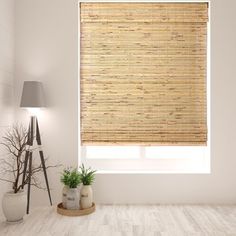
top-left (80, 185), bottom-right (93, 209)
top-left (62, 185), bottom-right (69, 208)
top-left (66, 188), bottom-right (80, 210)
top-left (2, 190), bottom-right (27, 223)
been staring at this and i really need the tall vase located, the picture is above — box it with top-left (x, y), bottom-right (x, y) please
top-left (66, 188), bottom-right (80, 210)
top-left (2, 190), bottom-right (27, 223)
top-left (62, 185), bottom-right (69, 208)
top-left (80, 185), bottom-right (93, 209)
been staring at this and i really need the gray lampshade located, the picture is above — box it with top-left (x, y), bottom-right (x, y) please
top-left (20, 81), bottom-right (45, 108)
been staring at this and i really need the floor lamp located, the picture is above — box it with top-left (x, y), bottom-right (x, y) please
top-left (20, 81), bottom-right (52, 214)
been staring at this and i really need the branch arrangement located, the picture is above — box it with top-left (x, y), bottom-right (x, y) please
top-left (0, 124), bottom-right (59, 193)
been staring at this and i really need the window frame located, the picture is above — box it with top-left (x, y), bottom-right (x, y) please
top-left (78, 0), bottom-right (211, 174)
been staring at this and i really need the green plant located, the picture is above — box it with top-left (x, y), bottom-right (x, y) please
top-left (60, 168), bottom-right (81, 188)
top-left (79, 164), bottom-right (96, 185)
top-left (60, 169), bottom-right (70, 186)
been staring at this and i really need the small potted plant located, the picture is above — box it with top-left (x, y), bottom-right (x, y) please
top-left (79, 164), bottom-right (96, 209)
top-left (60, 168), bottom-right (81, 210)
top-left (0, 124), bottom-right (57, 223)
top-left (60, 169), bottom-right (70, 208)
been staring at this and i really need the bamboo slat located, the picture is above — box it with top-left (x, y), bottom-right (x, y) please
top-left (81, 3), bottom-right (208, 23)
top-left (80, 3), bottom-right (208, 145)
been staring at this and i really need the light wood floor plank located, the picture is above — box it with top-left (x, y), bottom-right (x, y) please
top-left (1, 205), bottom-right (236, 236)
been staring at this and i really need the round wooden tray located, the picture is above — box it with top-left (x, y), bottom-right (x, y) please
top-left (57, 202), bottom-right (95, 216)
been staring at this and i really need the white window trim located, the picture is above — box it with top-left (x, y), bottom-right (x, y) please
top-left (78, 0), bottom-right (211, 174)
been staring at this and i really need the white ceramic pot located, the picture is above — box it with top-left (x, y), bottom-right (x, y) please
top-left (62, 185), bottom-right (69, 209)
top-left (2, 190), bottom-right (27, 223)
top-left (80, 185), bottom-right (93, 209)
top-left (66, 188), bottom-right (80, 210)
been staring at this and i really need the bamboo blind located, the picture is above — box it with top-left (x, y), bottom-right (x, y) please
top-left (80, 3), bottom-right (208, 145)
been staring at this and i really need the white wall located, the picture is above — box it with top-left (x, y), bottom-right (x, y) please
top-left (15, 0), bottom-right (78, 206)
top-left (0, 0), bottom-right (15, 217)
top-left (0, 0), bottom-right (15, 138)
top-left (15, 0), bottom-right (236, 205)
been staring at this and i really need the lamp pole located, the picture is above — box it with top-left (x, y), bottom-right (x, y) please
top-left (20, 81), bottom-right (52, 214)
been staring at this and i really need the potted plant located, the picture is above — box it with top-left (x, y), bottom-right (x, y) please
top-left (0, 124), bottom-right (57, 223)
top-left (79, 164), bottom-right (96, 209)
top-left (60, 168), bottom-right (81, 210)
top-left (60, 169), bottom-right (70, 208)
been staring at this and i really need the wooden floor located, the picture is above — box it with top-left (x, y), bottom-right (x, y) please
top-left (1, 205), bottom-right (236, 236)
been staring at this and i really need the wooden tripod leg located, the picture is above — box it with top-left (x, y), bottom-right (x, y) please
top-left (36, 117), bottom-right (52, 206)
top-left (39, 150), bottom-right (52, 205)
top-left (22, 120), bottom-right (32, 189)
top-left (21, 150), bottom-right (29, 189)
top-left (27, 152), bottom-right (33, 214)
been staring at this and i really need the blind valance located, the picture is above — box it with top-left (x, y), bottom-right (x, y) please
top-left (80, 3), bottom-right (208, 145)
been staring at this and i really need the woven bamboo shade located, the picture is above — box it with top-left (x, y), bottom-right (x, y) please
top-left (80, 3), bottom-right (208, 145)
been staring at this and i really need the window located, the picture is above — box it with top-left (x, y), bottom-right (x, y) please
top-left (79, 2), bottom-right (210, 173)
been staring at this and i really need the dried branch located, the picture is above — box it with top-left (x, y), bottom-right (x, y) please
top-left (0, 178), bottom-right (14, 184)
top-left (0, 124), bottom-right (59, 193)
